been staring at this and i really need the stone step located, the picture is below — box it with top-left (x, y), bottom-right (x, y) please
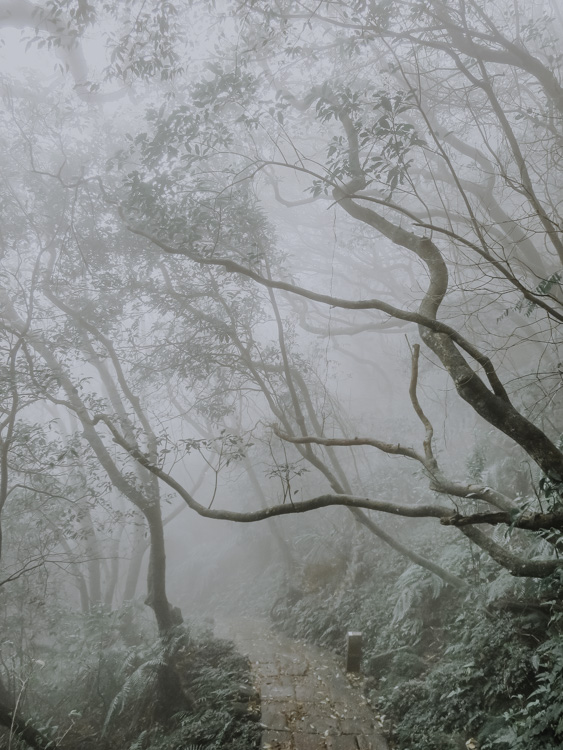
top-left (215, 618), bottom-right (388, 750)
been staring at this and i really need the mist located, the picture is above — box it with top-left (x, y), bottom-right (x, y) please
top-left (0, 1), bottom-right (562, 749)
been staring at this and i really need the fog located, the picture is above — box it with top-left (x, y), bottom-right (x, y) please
top-left (0, 1), bottom-right (562, 749)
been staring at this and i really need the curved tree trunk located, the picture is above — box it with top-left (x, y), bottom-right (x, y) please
top-left (143, 505), bottom-right (191, 717)
top-left (144, 505), bottom-right (175, 634)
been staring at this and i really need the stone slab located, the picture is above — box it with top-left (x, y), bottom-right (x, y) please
top-left (261, 700), bottom-right (292, 731)
top-left (293, 712), bottom-right (340, 735)
top-left (327, 736), bottom-right (361, 750)
top-left (262, 730), bottom-right (292, 750)
top-left (294, 680), bottom-right (330, 702)
top-left (293, 732), bottom-right (331, 749)
top-left (255, 662), bottom-right (283, 678)
top-left (340, 717), bottom-right (374, 734)
top-left (262, 682), bottom-right (295, 700)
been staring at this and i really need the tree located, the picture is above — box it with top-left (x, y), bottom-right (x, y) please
top-left (1, 0), bottom-right (563, 745)
top-left (0, 73), bottom-right (197, 737)
top-left (3, 0), bottom-right (562, 582)
top-left (98, 0), bottom-right (563, 581)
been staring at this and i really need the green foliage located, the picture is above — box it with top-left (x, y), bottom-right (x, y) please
top-left (271, 541), bottom-right (415, 650)
top-left (120, 629), bottom-right (261, 750)
top-left (390, 565), bottom-right (445, 640)
top-left (490, 625), bottom-right (563, 750)
top-left (381, 609), bottom-right (535, 749)
top-left (466, 445), bottom-right (486, 483)
top-left (306, 84), bottom-right (425, 197)
top-left (498, 272), bottom-right (563, 320)
top-left (270, 531), bottom-right (563, 750)
top-left (0, 598), bottom-right (259, 750)
top-left (538, 475), bottom-right (563, 511)
top-left (102, 627), bottom-right (188, 735)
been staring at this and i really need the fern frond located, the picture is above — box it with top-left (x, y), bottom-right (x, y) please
top-left (102, 656), bottom-right (160, 735)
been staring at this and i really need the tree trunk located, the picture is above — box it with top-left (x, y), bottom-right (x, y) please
top-left (77, 502), bottom-right (102, 608)
top-left (143, 505), bottom-right (191, 718)
top-left (103, 533), bottom-right (122, 609)
top-left (144, 505), bottom-right (175, 635)
top-left (122, 516), bottom-right (147, 604)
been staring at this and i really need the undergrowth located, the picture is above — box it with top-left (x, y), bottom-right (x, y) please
top-left (82, 621), bottom-right (261, 750)
top-left (270, 528), bottom-right (563, 750)
top-left (0, 605), bottom-right (261, 750)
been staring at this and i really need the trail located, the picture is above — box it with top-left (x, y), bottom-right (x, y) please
top-left (216, 618), bottom-right (388, 750)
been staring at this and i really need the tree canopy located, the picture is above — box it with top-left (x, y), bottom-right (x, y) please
top-left (1, 0), bottom-right (563, 747)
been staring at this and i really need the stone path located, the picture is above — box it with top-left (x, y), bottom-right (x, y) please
top-left (217, 618), bottom-right (388, 750)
